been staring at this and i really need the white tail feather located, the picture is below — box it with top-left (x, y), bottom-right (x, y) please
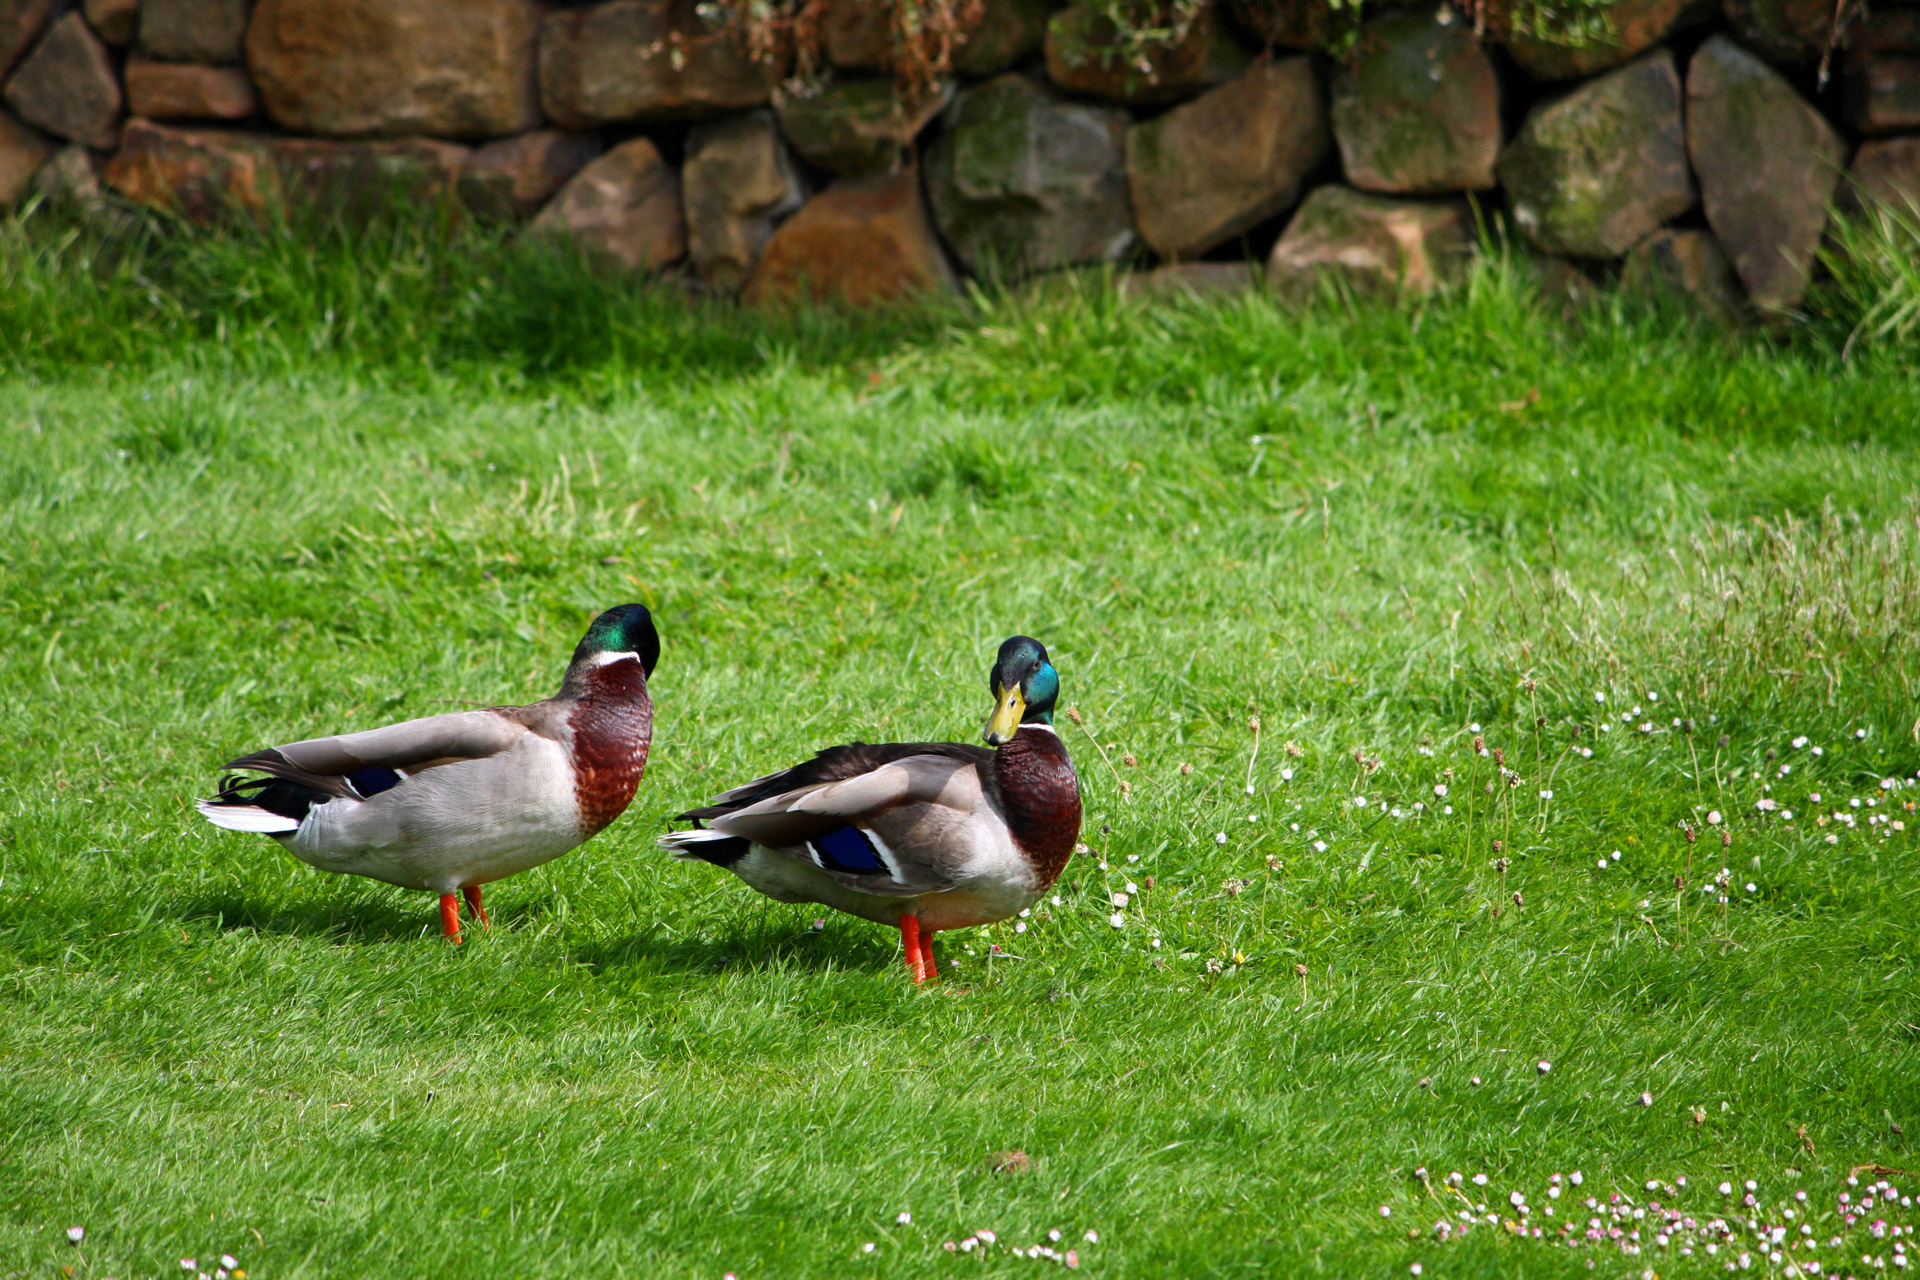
top-left (658, 827), bottom-right (739, 859)
top-left (196, 799), bottom-right (300, 834)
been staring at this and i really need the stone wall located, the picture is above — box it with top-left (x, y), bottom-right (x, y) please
top-left (2, 0), bottom-right (1916, 318)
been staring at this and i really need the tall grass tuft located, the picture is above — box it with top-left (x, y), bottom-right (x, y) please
top-left (1817, 200), bottom-right (1920, 355)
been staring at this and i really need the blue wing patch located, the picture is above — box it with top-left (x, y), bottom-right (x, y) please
top-left (346, 767), bottom-right (404, 799)
top-left (809, 824), bottom-right (887, 874)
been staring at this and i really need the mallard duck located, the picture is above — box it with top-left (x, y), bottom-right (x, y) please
top-left (660, 636), bottom-right (1081, 982)
top-left (196, 604), bottom-right (659, 942)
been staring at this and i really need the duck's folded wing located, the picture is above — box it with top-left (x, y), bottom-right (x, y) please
top-left (698, 754), bottom-right (982, 896)
top-left (222, 709), bottom-right (529, 796)
top-left (686, 741), bottom-right (991, 812)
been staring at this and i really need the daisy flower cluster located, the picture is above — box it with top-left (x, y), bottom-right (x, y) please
top-left (937, 1226), bottom-right (1098, 1267)
top-left (1394, 1169), bottom-right (1916, 1276)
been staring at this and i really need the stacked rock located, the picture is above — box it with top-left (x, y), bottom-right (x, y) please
top-left (0, 0), bottom-right (1909, 318)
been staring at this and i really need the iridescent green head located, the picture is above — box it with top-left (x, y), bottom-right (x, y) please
top-left (984, 635), bottom-right (1060, 745)
top-left (574, 604), bottom-right (660, 676)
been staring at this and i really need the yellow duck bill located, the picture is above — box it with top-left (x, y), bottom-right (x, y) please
top-left (984, 682), bottom-right (1026, 745)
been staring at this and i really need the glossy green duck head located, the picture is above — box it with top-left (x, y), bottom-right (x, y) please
top-left (573, 603), bottom-right (661, 676)
top-left (984, 635), bottom-right (1060, 745)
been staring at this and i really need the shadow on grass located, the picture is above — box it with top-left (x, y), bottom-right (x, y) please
top-left (570, 916), bottom-right (906, 981)
top-left (177, 892), bottom-right (435, 944)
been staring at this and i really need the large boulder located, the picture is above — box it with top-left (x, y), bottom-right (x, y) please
top-left (1506, 0), bottom-right (1709, 80)
top-left (1721, 0), bottom-right (1833, 65)
top-left (529, 137), bottom-right (686, 273)
top-left (459, 130), bottom-right (602, 221)
top-left (539, 0), bottom-right (788, 129)
top-left (1849, 136), bottom-right (1920, 211)
top-left (1687, 35), bottom-right (1843, 312)
top-left (3, 12), bottom-right (120, 148)
top-left (1621, 227), bottom-right (1746, 323)
top-left (1330, 6), bottom-right (1500, 194)
top-left (0, 0), bottom-right (53, 78)
top-left (745, 169), bottom-right (955, 306)
top-left (683, 109), bottom-right (805, 290)
top-left (1496, 50), bottom-right (1693, 259)
top-left (103, 118), bottom-right (280, 221)
top-left (1844, 10), bottom-right (1920, 135)
top-left (0, 106), bottom-right (49, 204)
top-left (125, 58), bottom-right (259, 122)
top-left (83, 0), bottom-right (137, 46)
top-left (1227, 0), bottom-right (1336, 51)
top-left (924, 73), bottom-right (1135, 277)
top-left (140, 0), bottom-right (248, 64)
top-left (953, 0), bottom-right (1052, 76)
top-left (1045, 0), bottom-right (1249, 105)
top-left (775, 76), bottom-right (951, 178)
top-left (1266, 184), bottom-right (1470, 298)
top-left (246, 0), bottom-right (542, 139)
top-left (1126, 57), bottom-right (1326, 260)
top-left (271, 136), bottom-right (467, 224)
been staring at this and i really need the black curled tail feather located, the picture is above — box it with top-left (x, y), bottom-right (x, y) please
top-left (206, 773), bottom-right (331, 824)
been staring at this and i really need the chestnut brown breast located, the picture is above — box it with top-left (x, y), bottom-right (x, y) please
top-left (568, 660), bottom-right (653, 838)
top-left (993, 726), bottom-right (1081, 890)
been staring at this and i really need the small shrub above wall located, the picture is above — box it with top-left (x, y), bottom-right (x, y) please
top-left (0, 0), bottom-right (1915, 320)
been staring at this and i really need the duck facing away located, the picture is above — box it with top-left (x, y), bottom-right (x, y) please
top-left (661, 636), bottom-right (1081, 982)
top-left (197, 604), bottom-right (659, 942)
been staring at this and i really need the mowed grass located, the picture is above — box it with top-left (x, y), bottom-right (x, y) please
top-left (1, 217), bottom-right (1917, 1280)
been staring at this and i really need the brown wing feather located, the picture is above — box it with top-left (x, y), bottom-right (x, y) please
top-left (677, 741), bottom-right (991, 821)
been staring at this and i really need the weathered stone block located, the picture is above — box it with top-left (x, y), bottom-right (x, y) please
top-left (1045, 0), bottom-right (1248, 105)
top-left (126, 58), bottom-right (260, 122)
top-left (272, 136), bottom-right (467, 224)
top-left (460, 131), bottom-right (602, 222)
top-left (815, 0), bottom-right (1048, 77)
top-left (4, 12), bottom-right (120, 148)
top-left (1506, 0), bottom-right (1708, 80)
top-left (1266, 184), bottom-right (1469, 298)
top-left (0, 106), bottom-right (50, 204)
top-left (820, 0), bottom-right (890, 70)
top-left (924, 73), bottom-right (1135, 277)
top-left (1126, 57), bottom-right (1326, 260)
top-left (1848, 136), bottom-right (1920, 212)
top-left (34, 141), bottom-right (135, 229)
top-left (1844, 10), bottom-right (1920, 135)
top-left (1849, 57), bottom-right (1920, 136)
top-left (1687, 34), bottom-right (1843, 312)
top-left (1722, 0), bottom-right (1832, 65)
top-left (83, 0), bottom-right (138, 46)
top-left (0, 0), bottom-right (54, 79)
top-left (104, 118), bottom-right (280, 221)
top-left (775, 76), bottom-right (951, 178)
top-left (1331, 6), bottom-right (1499, 193)
top-left (141, 0), bottom-right (248, 64)
top-left (1621, 227), bottom-right (1745, 324)
top-left (683, 109), bottom-right (805, 290)
top-left (1227, 0), bottom-right (1336, 51)
top-left (745, 169), bottom-right (955, 306)
top-left (539, 0), bottom-right (789, 129)
top-left (1119, 260), bottom-right (1258, 300)
top-left (1496, 49), bottom-right (1693, 259)
top-left (1528, 251), bottom-right (1599, 312)
top-left (953, 0), bottom-right (1052, 76)
top-left (247, 0), bottom-right (542, 139)
top-left (529, 137), bottom-right (686, 273)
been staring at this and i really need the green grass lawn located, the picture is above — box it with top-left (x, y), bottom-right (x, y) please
top-left (1, 220), bottom-right (1917, 1280)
